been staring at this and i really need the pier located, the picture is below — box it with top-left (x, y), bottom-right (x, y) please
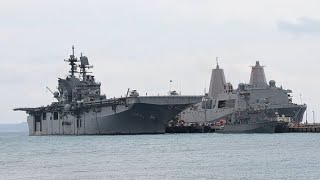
top-left (165, 123), bottom-right (320, 133)
top-left (288, 124), bottom-right (320, 133)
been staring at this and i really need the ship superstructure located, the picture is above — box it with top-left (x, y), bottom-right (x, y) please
top-left (249, 61), bottom-right (268, 88)
top-left (208, 58), bottom-right (226, 99)
top-left (14, 47), bottom-right (203, 135)
top-left (246, 61), bottom-right (306, 123)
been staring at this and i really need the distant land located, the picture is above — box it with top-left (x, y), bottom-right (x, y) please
top-left (0, 122), bottom-right (28, 132)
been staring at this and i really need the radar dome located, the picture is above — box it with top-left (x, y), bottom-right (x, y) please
top-left (64, 104), bottom-right (71, 111)
top-left (238, 83), bottom-right (245, 91)
top-left (130, 90), bottom-right (139, 97)
top-left (269, 80), bottom-right (276, 87)
top-left (169, 90), bottom-right (179, 96)
top-left (53, 91), bottom-right (59, 98)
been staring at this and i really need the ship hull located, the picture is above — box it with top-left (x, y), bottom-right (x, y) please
top-left (92, 103), bottom-right (188, 135)
top-left (181, 104), bottom-right (306, 124)
top-left (26, 97), bottom-right (201, 135)
top-left (274, 105), bottom-right (306, 123)
top-left (216, 121), bottom-right (277, 134)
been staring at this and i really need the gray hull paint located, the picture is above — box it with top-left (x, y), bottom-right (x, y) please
top-left (94, 103), bottom-right (189, 135)
top-left (275, 106), bottom-right (306, 123)
top-left (28, 102), bottom-right (196, 135)
top-left (181, 99), bottom-right (306, 124)
top-left (217, 121), bottom-right (277, 134)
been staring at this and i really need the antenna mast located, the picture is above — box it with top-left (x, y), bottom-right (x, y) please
top-left (216, 57), bottom-right (220, 69)
top-left (79, 53), bottom-right (93, 81)
top-left (64, 45), bottom-right (79, 77)
top-left (46, 86), bottom-right (54, 95)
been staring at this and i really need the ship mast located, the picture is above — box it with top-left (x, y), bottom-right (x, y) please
top-left (79, 53), bottom-right (93, 81)
top-left (216, 57), bottom-right (219, 69)
top-left (64, 45), bottom-right (79, 77)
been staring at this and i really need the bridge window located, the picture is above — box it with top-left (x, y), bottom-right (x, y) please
top-left (42, 113), bottom-right (46, 120)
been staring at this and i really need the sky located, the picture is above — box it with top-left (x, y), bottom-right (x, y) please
top-left (1, 0), bottom-right (319, 123)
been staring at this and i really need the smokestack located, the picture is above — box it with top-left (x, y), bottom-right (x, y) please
top-left (208, 58), bottom-right (226, 98)
top-left (249, 61), bottom-right (268, 88)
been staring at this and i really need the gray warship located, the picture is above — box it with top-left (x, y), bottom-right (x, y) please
top-left (14, 47), bottom-right (203, 135)
top-left (181, 60), bottom-right (306, 128)
top-left (216, 110), bottom-right (278, 134)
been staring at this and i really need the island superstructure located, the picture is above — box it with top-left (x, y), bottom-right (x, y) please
top-left (14, 47), bottom-right (203, 135)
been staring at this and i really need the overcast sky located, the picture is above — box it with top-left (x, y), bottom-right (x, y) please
top-left (1, 0), bottom-right (319, 123)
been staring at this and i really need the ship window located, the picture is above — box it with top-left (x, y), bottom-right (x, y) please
top-left (53, 112), bottom-right (59, 120)
top-left (218, 100), bottom-right (226, 108)
top-left (42, 113), bottom-right (46, 120)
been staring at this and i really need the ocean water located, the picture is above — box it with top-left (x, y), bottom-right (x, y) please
top-left (1, 132), bottom-right (320, 180)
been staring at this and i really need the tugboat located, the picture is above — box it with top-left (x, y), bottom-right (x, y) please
top-left (274, 115), bottom-right (290, 133)
top-left (14, 47), bottom-right (203, 135)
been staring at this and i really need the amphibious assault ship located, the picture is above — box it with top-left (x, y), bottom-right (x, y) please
top-left (14, 47), bottom-right (202, 135)
top-left (181, 60), bottom-right (306, 126)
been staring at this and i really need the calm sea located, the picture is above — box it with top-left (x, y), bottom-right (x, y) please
top-left (1, 132), bottom-right (319, 180)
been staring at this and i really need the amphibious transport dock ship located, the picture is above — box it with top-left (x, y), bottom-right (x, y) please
top-left (181, 60), bottom-right (306, 125)
top-left (14, 47), bottom-right (202, 135)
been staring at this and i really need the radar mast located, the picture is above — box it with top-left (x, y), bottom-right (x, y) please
top-left (79, 53), bottom-right (93, 81)
top-left (64, 46), bottom-right (79, 77)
